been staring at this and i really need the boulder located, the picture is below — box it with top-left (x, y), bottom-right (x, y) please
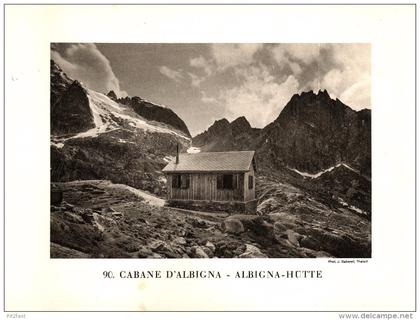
top-left (149, 240), bottom-right (167, 251)
top-left (204, 241), bottom-right (216, 253)
top-left (227, 214), bottom-right (273, 238)
top-left (300, 236), bottom-right (322, 251)
top-left (93, 213), bottom-right (117, 230)
top-left (221, 219), bottom-right (244, 234)
top-left (286, 229), bottom-right (301, 247)
top-left (273, 221), bottom-right (288, 233)
top-left (267, 211), bottom-right (289, 221)
top-left (137, 247), bottom-right (153, 258)
top-left (63, 212), bottom-right (85, 224)
top-left (149, 239), bottom-right (181, 258)
top-left (191, 219), bottom-right (208, 228)
top-left (172, 236), bottom-right (187, 246)
top-left (194, 246), bottom-right (209, 258)
top-left (239, 244), bottom-right (268, 258)
top-left (233, 244), bottom-right (247, 256)
top-left (202, 246), bottom-right (214, 258)
top-left (257, 198), bottom-right (281, 215)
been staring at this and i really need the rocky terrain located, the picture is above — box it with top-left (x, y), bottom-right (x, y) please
top-left (50, 59), bottom-right (371, 258)
top-left (51, 179), bottom-right (370, 258)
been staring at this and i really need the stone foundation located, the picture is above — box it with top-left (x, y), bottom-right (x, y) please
top-left (166, 199), bottom-right (257, 214)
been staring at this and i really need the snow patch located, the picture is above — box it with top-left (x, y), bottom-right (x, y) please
top-left (117, 138), bottom-right (135, 144)
top-left (50, 87), bottom-right (191, 146)
top-left (51, 141), bottom-right (64, 149)
top-left (141, 98), bottom-right (170, 110)
top-left (187, 146), bottom-right (201, 154)
top-left (349, 205), bottom-right (365, 214)
top-left (122, 186), bottom-right (165, 207)
top-left (340, 163), bottom-right (359, 174)
top-left (163, 156), bottom-right (173, 163)
top-left (89, 90), bottom-right (190, 139)
top-left (338, 198), bottom-right (368, 215)
top-left (290, 163), bottom-right (359, 179)
top-left (103, 181), bottom-right (165, 207)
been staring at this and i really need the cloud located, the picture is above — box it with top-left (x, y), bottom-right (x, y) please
top-left (188, 44), bottom-right (264, 89)
top-left (339, 78), bottom-right (371, 109)
top-left (319, 44), bottom-right (371, 108)
top-left (188, 72), bottom-right (205, 87)
top-left (159, 66), bottom-right (184, 83)
top-left (188, 56), bottom-right (215, 88)
top-left (276, 44), bottom-right (320, 65)
top-left (201, 91), bottom-right (217, 104)
top-left (289, 62), bottom-right (303, 75)
top-left (273, 43), bottom-right (371, 109)
top-left (190, 55), bottom-right (214, 76)
top-left (220, 64), bottom-right (300, 128)
top-left (271, 44), bottom-right (320, 77)
top-left (51, 43), bottom-right (127, 97)
top-left (211, 44), bottom-right (263, 70)
top-left (188, 44), bottom-right (263, 88)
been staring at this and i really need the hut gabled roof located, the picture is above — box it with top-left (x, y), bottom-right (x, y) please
top-left (162, 151), bottom-right (256, 173)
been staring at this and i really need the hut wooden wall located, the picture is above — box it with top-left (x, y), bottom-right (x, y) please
top-left (244, 168), bottom-right (256, 202)
top-left (167, 173), bottom-right (245, 202)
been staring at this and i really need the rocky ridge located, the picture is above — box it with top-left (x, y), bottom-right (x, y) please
top-left (117, 95), bottom-right (191, 138)
top-left (193, 90), bottom-right (371, 176)
top-left (193, 116), bottom-right (261, 152)
top-left (50, 60), bottom-right (191, 196)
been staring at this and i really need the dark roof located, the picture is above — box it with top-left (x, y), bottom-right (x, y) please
top-left (162, 151), bottom-right (256, 173)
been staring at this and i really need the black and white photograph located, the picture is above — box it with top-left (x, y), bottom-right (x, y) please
top-left (4, 3), bottom-right (416, 314)
top-left (50, 43), bottom-right (371, 259)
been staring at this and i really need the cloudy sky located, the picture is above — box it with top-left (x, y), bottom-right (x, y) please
top-left (51, 43), bottom-right (370, 136)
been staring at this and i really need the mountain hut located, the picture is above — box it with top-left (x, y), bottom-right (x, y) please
top-left (162, 150), bottom-right (257, 214)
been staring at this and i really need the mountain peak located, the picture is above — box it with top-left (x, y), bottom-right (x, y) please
top-left (214, 118), bottom-right (230, 126)
top-left (69, 80), bottom-right (86, 93)
top-left (318, 89), bottom-right (330, 98)
top-left (231, 116), bottom-right (249, 125)
top-left (275, 88), bottom-right (355, 129)
top-left (231, 116), bottom-right (252, 135)
top-left (107, 90), bottom-right (118, 100)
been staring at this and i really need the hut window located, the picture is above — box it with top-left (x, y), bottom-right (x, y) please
top-left (172, 174), bottom-right (190, 189)
top-left (172, 174), bottom-right (181, 188)
top-left (248, 175), bottom-right (254, 190)
top-left (217, 174), bottom-right (237, 190)
top-left (180, 175), bottom-right (190, 189)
